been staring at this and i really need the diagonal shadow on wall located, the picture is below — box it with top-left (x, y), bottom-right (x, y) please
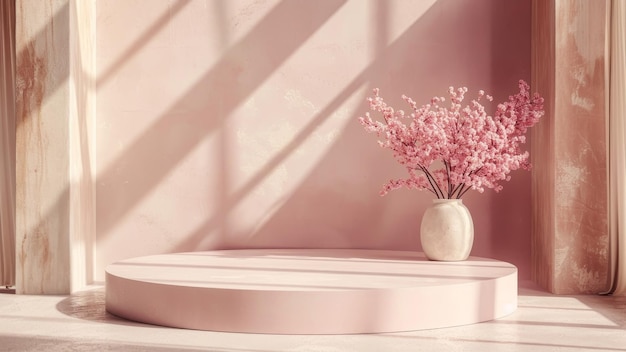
top-left (95, 0), bottom-right (349, 238)
top-left (171, 0), bottom-right (534, 283)
top-left (16, 0), bottom-right (533, 284)
top-left (248, 0), bottom-right (534, 273)
top-left (14, 0), bottom-right (195, 290)
top-left (15, 0), bottom-right (191, 125)
top-left (15, 0), bottom-right (346, 287)
top-left (171, 0), bottom-right (482, 251)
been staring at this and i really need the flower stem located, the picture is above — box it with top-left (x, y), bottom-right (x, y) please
top-left (444, 160), bottom-right (452, 198)
top-left (419, 165), bottom-right (444, 199)
top-left (450, 183), bottom-right (464, 198)
top-left (457, 185), bottom-right (472, 199)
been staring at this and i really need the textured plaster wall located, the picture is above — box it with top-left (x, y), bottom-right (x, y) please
top-left (16, 0), bottom-right (72, 294)
top-left (553, 0), bottom-right (608, 293)
top-left (15, 0), bottom-right (96, 294)
top-left (531, 0), bottom-right (608, 294)
top-left (0, 0), bottom-right (16, 287)
top-left (95, 0), bottom-right (533, 281)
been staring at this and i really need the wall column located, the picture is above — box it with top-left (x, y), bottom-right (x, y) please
top-left (15, 0), bottom-right (95, 294)
top-left (531, 0), bottom-right (609, 294)
top-left (0, 0), bottom-right (16, 288)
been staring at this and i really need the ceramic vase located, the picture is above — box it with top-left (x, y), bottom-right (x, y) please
top-left (420, 199), bottom-right (474, 261)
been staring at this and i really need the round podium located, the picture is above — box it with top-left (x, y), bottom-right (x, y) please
top-left (105, 249), bottom-right (517, 334)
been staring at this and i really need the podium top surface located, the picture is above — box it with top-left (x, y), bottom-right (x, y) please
top-left (106, 249), bottom-right (517, 292)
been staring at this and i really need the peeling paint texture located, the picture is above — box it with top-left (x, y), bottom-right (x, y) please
top-left (532, 0), bottom-right (609, 294)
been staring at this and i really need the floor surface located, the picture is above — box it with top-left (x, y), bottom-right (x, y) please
top-left (0, 282), bottom-right (625, 352)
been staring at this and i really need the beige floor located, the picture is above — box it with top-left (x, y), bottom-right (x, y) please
top-left (0, 282), bottom-right (625, 352)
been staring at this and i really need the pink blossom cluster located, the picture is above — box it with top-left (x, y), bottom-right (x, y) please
top-left (359, 80), bottom-right (545, 198)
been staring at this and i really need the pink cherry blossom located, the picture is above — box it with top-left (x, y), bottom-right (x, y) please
top-left (359, 80), bottom-right (545, 198)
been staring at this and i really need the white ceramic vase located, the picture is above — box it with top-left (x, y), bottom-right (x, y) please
top-left (420, 199), bottom-right (474, 261)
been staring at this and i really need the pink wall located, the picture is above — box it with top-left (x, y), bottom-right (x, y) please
top-left (95, 0), bottom-right (532, 280)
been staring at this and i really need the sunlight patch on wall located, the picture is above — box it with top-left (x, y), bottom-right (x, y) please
top-left (228, 85), bottom-right (370, 240)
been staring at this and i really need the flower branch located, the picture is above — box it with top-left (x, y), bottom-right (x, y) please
top-left (359, 80), bottom-right (545, 199)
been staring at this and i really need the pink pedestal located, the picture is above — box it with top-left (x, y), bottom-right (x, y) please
top-left (105, 249), bottom-right (517, 334)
